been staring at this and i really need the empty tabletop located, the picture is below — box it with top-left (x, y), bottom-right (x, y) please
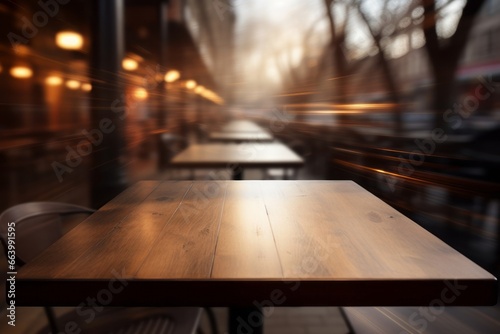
top-left (220, 120), bottom-right (266, 133)
top-left (208, 131), bottom-right (274, 143)
top-left (17, 181), bottom-right (496, 307)
top-left (170, 142), bottom-right (303, 169)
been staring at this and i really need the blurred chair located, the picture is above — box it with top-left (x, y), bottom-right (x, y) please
top-left (0, 202), bottom-right (95, 267)
top-left (157, 133), bottom-right (189, 170)
top-left (195, 124), bottom-right (209, 143)
top-left (0, 202), bottom-right (208, 334)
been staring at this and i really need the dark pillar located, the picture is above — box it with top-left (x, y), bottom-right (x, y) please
top-left (159, 0), bottom-right (169, 75)
top-left (157, 0), bottom-right (170, 169)
top-left (90, 0), bottom-right (127, 208)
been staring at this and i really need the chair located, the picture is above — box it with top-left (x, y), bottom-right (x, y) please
top-left (0, 202), bottom-right (209, 334)
top-left (0, 202), bottom-right (96, 266)
top-left (157, 133), bottom-right (189, 170)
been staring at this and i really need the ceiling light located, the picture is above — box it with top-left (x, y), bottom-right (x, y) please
top-left (122, 58), bottom-right (138, 71)
top-left (194, 85), bottom-right (205, 94)
top-left (164, 70), bottom-right (180, 83)
top-left (45, 76), bottom-right (63, 86)
top-left (185, 80), bottom-right (196, 89)
top-left (10, 66), bottom-right (33, 79)
top-left (56, 31), bottom-right (83, 50)
top-left (81, 83), bottom-right (92, 92)
top-left (66, 80), bottom-right (81, 90)
top-left (134, 88), bottom-right (148, 100)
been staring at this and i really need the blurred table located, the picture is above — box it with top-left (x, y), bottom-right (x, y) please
top-left (17, 181), bottom-right (497, 333)
top-left (170, 142), bottom-right (303, 179)
top-left (208, 131), bottom-right (274, 143)
top-left (220, 120), bottom-right (266, 133)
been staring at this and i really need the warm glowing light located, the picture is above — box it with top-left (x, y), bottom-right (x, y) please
top-left (277, 91), bottom-right (313, 97)
top-left (66, 80), bottom-right (81, 90)
top-left (56, 31), bottom-right (83, 50)
top-left (81, 83), bottom-right (92, 92)
top-left (16, 45), bottom-right (30, 55)
top-left (192, 85), bottom-right (223, 104)
top-left (45, 76), bottom-right (63, 86)
top-left (164, 70), bottom-right (180, 83)
top-left (199, 89), bottom-right (224, 104)
top-left (202, 90), bottom-right (212, 98)
top-left (122, 58), bottom-right (138, 71)
top-left (308, 110), bottom-right (363, 115)
top-left (185, 80), bottom-right (196, 89)
top-left (10, 66), bottom-right (33, 79)
top-left (134, 88), bottom-right (148, 100)
top-left (285, 103), bottom-right (397, 110)
top-left (194, 85), bottom-right (205, 94)
top-left (0, 63), bottom-right (3, 73)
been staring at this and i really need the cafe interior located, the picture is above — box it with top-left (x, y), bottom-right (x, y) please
top-left (0, 0), bottom-right (499, 333)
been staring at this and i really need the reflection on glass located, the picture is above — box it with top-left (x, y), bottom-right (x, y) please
top-left (0, 1), bottom-right (498, 298)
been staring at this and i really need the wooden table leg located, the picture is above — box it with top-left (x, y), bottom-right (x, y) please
top-left (229, 307), bottom-right (263, 334)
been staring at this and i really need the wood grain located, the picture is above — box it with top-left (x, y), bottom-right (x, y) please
top-left (260, 181), bottom-right (358, 278)
top-left (17, 180), bottom-right (497, 307)
top-left (138, 181), bottom-right (227, 278)
top-left (55, 181), bottom-right (193, 279)
top-left (18, 181), bottom-right (160, 278)
top-left (211, 181), bottom-right (282, 278)
top-left (261, 181), bottom-right (492, 279)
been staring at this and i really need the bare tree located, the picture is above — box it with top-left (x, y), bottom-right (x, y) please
top-left (273, 18), bottom-right (326, 91)
top-left (421, 0), bottom-right (486, 130)
top-left (323, 0), bottom-right (485, 132)
top-left (354, 0), bottom-right (416, 134)
top-left (323, 0), bottom-right (351, 105)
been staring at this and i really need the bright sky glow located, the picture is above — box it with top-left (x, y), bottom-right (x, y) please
top-left (437, 0), bottom-right (466, 38)
top-left (235, 0), bottom-right (327, 100)
top-left (233, 0), bottom-right (467, 102)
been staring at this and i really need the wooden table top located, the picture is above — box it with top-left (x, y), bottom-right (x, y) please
top-left (170, 143), bottom-right (304, 168)
top-left (17, 181), bottom-right (496, 307)
top-left (220, 120), bottom-right (266, 133)
top-left (208, 131), bottom-right (274, 143)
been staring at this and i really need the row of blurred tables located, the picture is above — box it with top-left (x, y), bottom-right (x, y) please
top-left (14, 121), bottom-right (497, 333)
top-left (170, 120), bottom-right (303, 179)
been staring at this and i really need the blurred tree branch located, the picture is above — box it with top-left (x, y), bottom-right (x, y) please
top-left (323, 0), bottom-right (355, 109)
top-left (354, 0), bottom-right (410, 134)
top-left (421, 0), bottom-right (486, 130)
